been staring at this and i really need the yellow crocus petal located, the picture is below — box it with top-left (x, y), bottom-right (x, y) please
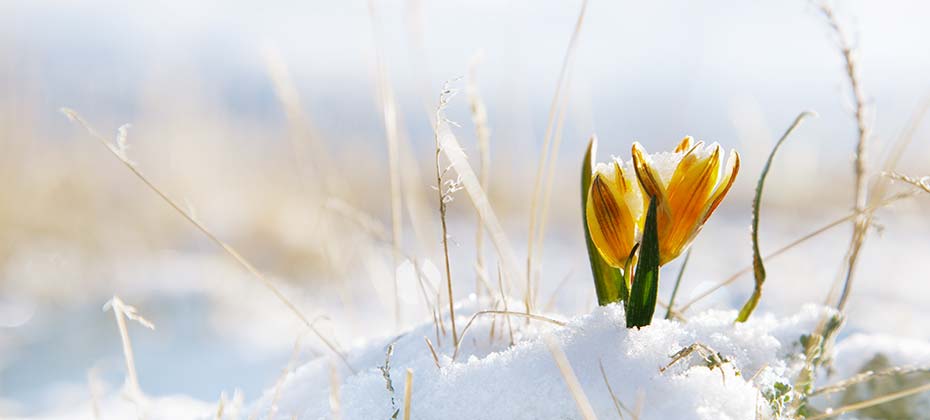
top-left (674, 136), bottom-right (694, 153)
top-left (586, 171), bottom-right (639, 268)
top-left (631, 142), bottom-right (671, 216)
top-left (659, 144), bottom-right (722, 264)
top-left (701, 149), bottom-right (740, 223)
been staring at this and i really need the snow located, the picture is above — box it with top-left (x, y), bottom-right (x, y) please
top-left (17, 300), bottom-right (930, 419)
top-left (245, 303), bottom-right (836, 419)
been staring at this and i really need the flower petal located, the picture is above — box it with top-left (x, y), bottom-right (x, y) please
top-left (631, 142), bottom-right (672, 216)
top-left (659, 143), bottom-right (722, 264)
top-left (586, 172), bottom-right (638, 267)
top-left (674, 136), bottom-right (694, 153)
top-left (701, 149), bottom-right (740, 223)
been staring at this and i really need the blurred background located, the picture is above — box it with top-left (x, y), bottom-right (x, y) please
top-left (1, 0), bottom-right (929, 416)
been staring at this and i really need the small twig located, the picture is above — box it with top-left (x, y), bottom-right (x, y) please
top-left (103, 296), bottom-right (153, 401)
top-left (452, 310), bottom-right (566, 361)
top-left (424, 337), bottom-right (441, 369)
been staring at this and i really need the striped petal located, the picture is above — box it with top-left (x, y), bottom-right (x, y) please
top-left (659, 143), bottom-right (722, 264)
top-left (585, 161), bottom-right (643, 268)
top-left (701, 149), bottom-right (740, 223)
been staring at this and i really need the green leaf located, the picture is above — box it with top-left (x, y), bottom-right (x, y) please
top-left (626, 197), bottom-right (660, 328)
top-left (736, 111), bottom-right (815, 322)
top-left (581, 136), bottom-right (627, 306)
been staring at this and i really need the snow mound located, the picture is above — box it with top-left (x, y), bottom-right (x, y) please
top-left (250, 304), bottom-right (838, 420)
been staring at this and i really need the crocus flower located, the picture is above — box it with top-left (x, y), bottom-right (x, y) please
top-left (586, 137), bottom-right (739, 268)
top-left (585, 157), bottom-right (647, 268)
top-left (632, 137), bottom-right (740, 265)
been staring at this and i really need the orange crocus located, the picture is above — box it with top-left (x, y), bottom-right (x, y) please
top-left (631, 137), bottom-right (740, 265)
top-left (586, 137), bottom-right (739, 268)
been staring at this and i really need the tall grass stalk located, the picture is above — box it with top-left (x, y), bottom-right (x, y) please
top-left (526, 0), bottom-right (588, 314)
top-left (467, 52), bottom-right (492, 301)
top-left (62, 109), bottom-right (354, 372)
top-left (545, 335), bottom-right (598, 420)
top-left (497, 265), bottom-right (515, 346)
top-left (433, 86), bottom-right (524, 316)
top-left (103, 296), bottom-right (153, 403)
top-left (435, 83), bottom-right (462, 346)
top-left (368, 0), bottom-right (405, 328)
top-left (266, 334), bottom-right (306, 419)
top-left (819, 3), bottom-right (872, 313)
top-left (402, 368), bottom-right (414, 420)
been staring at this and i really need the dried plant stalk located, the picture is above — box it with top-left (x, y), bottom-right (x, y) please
top-left (468, 52), bottom-right (492, 300)
top-left (819, 2), bottom-right (872, 312)
top-left (526, 0), bottom-right (588, 314)
top-left (434, 83), bottom-right (462, 346)
top-left (103, 296), bottom-right (153, 404)
top-left (402, 369), bottom-right (414, 420)
top-left (62, 109), bottom-right (354, 372)
top-left (545, 335), bottom-right (598, 420)
top-left (368, 0), bottom-right (405, 327)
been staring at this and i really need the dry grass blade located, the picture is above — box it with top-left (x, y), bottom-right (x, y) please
top-left (676, 192), bottom-right (915, 313)
top-left (545, 335), bottom-right (599, 420)
top-left (434, 94), bottom-right (524, 306)
top-left (526, 0), bottom-right (588, 314)
top-left (402, 368), bottom-right (414, 420)
top-left (424, 337), bottom-right (441, 369)
top-left (62, 109), bottom-right (354, 373)
top-left (599, 360), bottom-right (631, 419)
top-left (869, 93), bottom-right (930, 205)
top-left (266, 333), bottom-right (306, 419)
top-left (263, 46), bottom-right (333, 194)
top-left (451, 310), bottom-right (567, 361)
top-left (468, 51), bottom-right (492, 300)
top-left (807, 381), bottom-right (930, 420)
top-left (435, 83), bottom-right (462, 346)
top-left (87, 368), bottom-right (103, 420)
top-left (819, 2), bottom-right (872, 313)
top-left (368, 0), bottom-right (405, 328)
top-left (665, 248), bottom-right (691, 320)
top-left (103, 296), bottom-right (152, 401)
top-left (328, 360), bottom-right (342, 420)
top-left (497, 264), bottom-right (515, 346)
top-left (811, 365), bottom-right (930, 396)
top-left (888, 172), bottom-right (930, 194)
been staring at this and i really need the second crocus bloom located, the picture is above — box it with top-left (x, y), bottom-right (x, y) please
top-left (632, 137), bottom-right (740, 265)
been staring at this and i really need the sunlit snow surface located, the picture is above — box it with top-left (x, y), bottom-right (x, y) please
top-left (243, 303), bottom-right (920, 420)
